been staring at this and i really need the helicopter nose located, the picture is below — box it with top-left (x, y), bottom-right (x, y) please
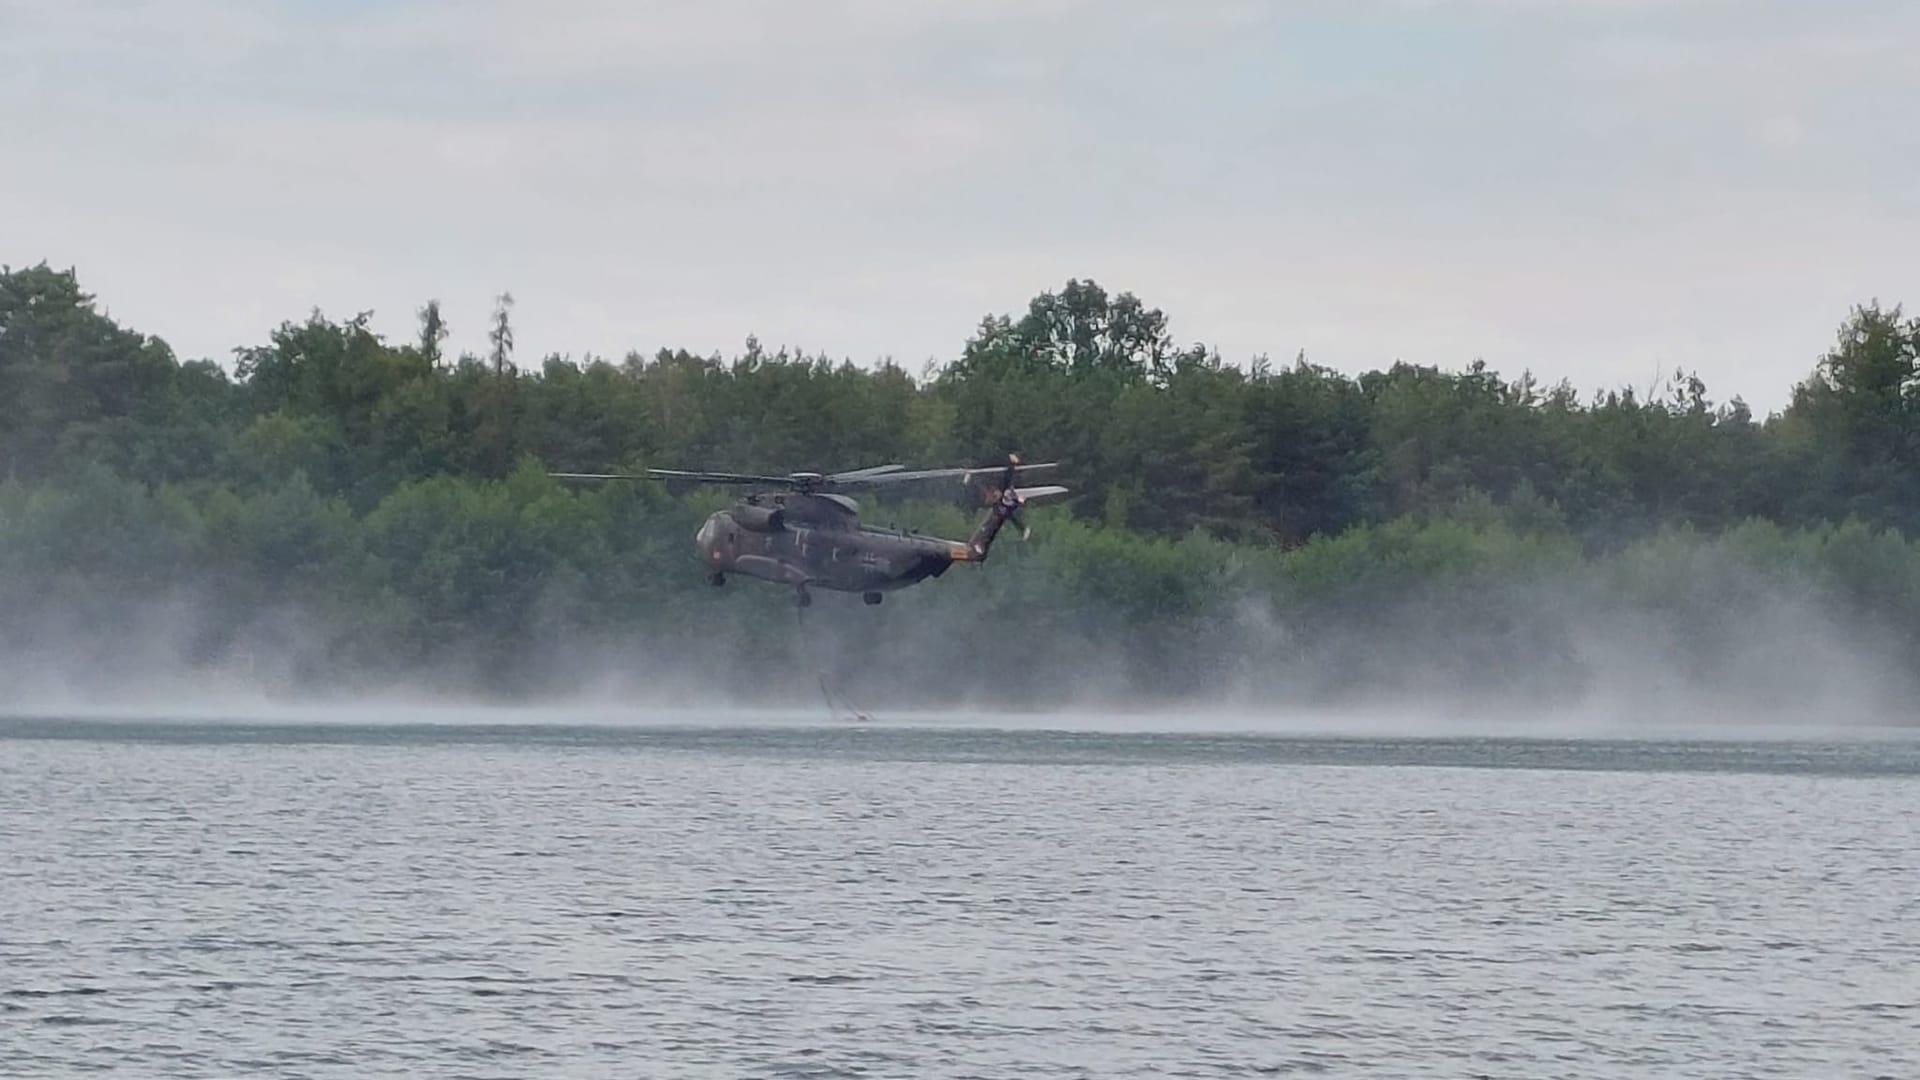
top-left (694, 513), bottom-right (725, 562)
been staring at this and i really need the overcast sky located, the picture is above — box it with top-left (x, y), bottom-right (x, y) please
top-left (4, 0), bottom-right (1915, 414)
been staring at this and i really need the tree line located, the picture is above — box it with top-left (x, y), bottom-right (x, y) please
top-left (3, 262), bottom-right (1918, 712)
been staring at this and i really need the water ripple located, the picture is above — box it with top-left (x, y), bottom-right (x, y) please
top-left (3, 721), bottom-right (1917, 1077)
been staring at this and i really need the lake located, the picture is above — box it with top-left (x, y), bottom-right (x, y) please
top-left (4, 710), bottom-right (1917, 1078)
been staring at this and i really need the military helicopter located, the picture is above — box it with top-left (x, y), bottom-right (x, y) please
top-left (551, 453), bottom-right (1067, 607)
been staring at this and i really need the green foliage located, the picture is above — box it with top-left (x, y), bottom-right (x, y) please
top-left (6, 262), bottom-right (1920, 706)
top-left (1787, 303), bottom-right (1920, 532)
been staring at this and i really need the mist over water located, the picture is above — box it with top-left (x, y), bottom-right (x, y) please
top-left (4, 551), bottom-right (1916, 735)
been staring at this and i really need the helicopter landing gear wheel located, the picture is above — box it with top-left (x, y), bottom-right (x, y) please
top-left (862, 592), bottom-right (883, 606)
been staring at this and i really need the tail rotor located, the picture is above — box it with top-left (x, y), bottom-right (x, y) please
top-left (965, 452), bottom-right (1068, 559)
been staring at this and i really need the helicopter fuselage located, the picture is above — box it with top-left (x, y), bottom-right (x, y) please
top-left (694, 492), bottom-right (974, 601)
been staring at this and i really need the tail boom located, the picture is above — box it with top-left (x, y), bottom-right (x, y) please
top-left (961, 485), bottom-right (1068, 562)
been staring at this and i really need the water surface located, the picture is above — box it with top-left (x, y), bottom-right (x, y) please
top-left (5, 713), bottom-right (1916, 1077)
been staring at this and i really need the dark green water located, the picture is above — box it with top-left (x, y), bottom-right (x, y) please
top-left (5, 713), bottom-right (1917, 1077)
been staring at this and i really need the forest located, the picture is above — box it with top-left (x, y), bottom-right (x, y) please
top-left (4, 261), bottom-right (1920, 717)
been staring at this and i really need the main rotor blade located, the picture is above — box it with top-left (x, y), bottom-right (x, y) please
top-left (826, 464), bottom-right (907, 482)
top-left (643, 468), bottom-right (796, 486)
top-left (554, 462), bottom-right (1060, 491)
top-left (847, 462), bottom-right (1061, 486)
